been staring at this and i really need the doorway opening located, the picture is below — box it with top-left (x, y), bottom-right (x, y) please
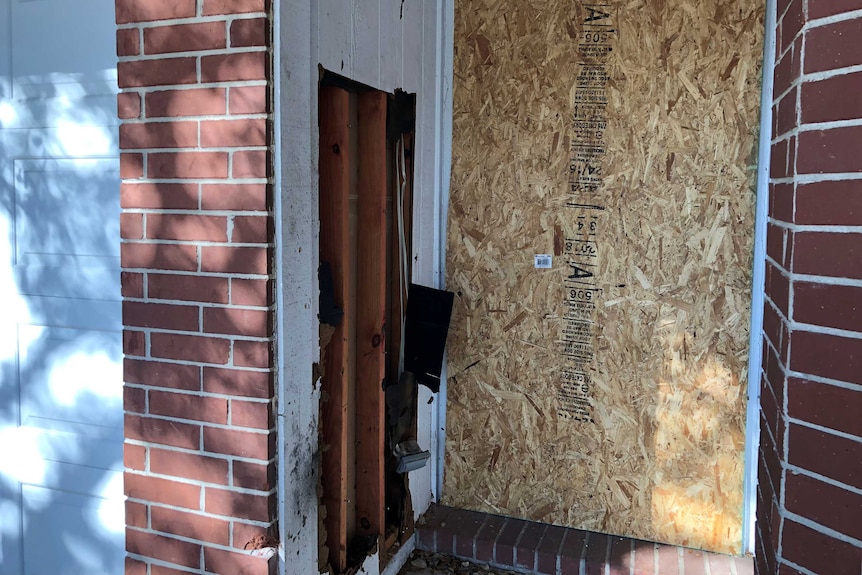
top-left (317, 70), bottom-right (418, 574)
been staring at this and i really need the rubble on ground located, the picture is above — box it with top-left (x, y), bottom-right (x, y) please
top-left (396, 550), bottom-right (524, 575)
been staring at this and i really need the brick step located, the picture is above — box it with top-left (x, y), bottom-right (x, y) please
top-left (415, 504), bottom-right (753, 575)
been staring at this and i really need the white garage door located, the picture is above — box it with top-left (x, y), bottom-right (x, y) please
top-left (0, 1), bottom-right (124, 573)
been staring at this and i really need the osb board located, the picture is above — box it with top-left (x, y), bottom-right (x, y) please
top-left (443, 0), bottom-right (763, 554)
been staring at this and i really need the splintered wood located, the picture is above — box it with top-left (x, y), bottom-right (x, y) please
top-left (444, 0), bottom-right (762, 554)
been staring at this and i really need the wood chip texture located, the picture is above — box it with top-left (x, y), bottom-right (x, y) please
top-left (443, 0), bottom-right (763, 555)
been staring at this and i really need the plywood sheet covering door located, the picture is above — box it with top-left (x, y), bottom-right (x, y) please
top-left (443, 0), bottom-right (763, 554)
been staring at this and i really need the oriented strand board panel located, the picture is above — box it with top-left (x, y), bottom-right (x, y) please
top-left (443, 0), bottom-right (763, 554)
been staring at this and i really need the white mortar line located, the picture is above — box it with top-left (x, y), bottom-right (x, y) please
top-left (789, 273), bottom-right (862, 288)
top-left (125, 356), bottom-right (273, 371)
top-left (783, 464), bottom-right (862, 496)
top-left (780, 560), bottom-right (818, 575)
top-left (132, 80), bottom-right (269, 94)
top-left (127, 411), bottom-right (272, 433)
top-left (127, 296), bottom-right (273, 311)
top-left (118, 46), bottom-right (266, 63)
top-left (118, 177), bottom-right (269, 184)
top-left (123, 113), bottom-right (269, 123)
top-left (807, 8), bottom-right (862, 28)
top-left (119, 239), bottom-right (273, 247)
top-left (770, 130), bottom-right (795, 145)
top-left (782, 512), bottom-right (862, 547)
top-left (126, 437), bottom-right (278, 465)
top-left (786, 417), bottom-right (862, 443)
top-left (117, 13), bottom-right (265, 31)
top-left (122, 209), bottom-right (270, 215)
top-left (799, 62), bottom-right (862, 83)
top-left (757, 411), bottom-right (781, 475)
top-left (125, 325), bottom-right (271, 339)
top-left (135, 386), bottom-right (273, 404)
top-left (790, 322), bottom-right (862, 340)
top-left (780, 171), bottom-right (862, 184)
top-left (123, 145), bottom-right (268, 153)
top-left (130, 269), bottom-right (271, 279)
top-left (767, 220), bottom-right (862, 233)
top-left (782, 372), bottom-right (862, 392)
top-left (798, 118), bottom-right (862, 131)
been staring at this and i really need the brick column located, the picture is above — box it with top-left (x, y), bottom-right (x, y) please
top-left (758, 2), bottom-right (862, 574)
top-left (116, 1), bottom-right (276, 573)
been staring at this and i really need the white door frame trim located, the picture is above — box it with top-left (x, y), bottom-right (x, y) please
top-left (274, 1), bottom-right (321, 572)
top-left (742, 0), bottom-right (777, 556)
top-left (432, 0), bottom-right (455, 501)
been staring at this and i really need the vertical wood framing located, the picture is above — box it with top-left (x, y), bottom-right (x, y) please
top-left (355, 90), bottom-right (388, 539)
top-left (318, 85), bottom-right (351, 572)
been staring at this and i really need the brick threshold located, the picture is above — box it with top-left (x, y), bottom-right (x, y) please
top-left (415, 504), bottom-right (753, 575)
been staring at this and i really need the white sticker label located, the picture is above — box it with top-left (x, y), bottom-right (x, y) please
top-left (534, 254), bottom-right (553, 269)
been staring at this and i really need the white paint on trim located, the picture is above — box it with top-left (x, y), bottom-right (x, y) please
top-left (742, 0), bottom-right (777, 555)
top-left (357, 551), bottom-right (380, 575)
top-left (347, 534), bottom-right (418, 575)
top-left (380, 537), bottom-right (417, 575)
top-left (433, 0), bottom-right (455, 502)
top-left (275, 0), bottom-right (320, 572)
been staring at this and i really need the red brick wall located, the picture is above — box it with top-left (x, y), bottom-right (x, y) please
top-left (116, 1), bottom-right (276, 573)
top-left (758, 2), bottom-right (862, 574)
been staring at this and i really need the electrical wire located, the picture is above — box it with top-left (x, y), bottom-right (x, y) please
top-left (396, 135), bottom-right (409, 374)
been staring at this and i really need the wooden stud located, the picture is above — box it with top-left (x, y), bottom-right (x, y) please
top-left (318, 84), bottom-right (351, 573)
top-left (354, 90), bottom-right (388, 540)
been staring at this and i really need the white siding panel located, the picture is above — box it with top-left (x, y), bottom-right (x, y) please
top-left (401, 0), bottom-right (423, 93)
top-left (317, 0), bottom-right (354, 79)
top-left (379, 0), bottom-right (404, 91)
top-left (350, 0), bottom-right (381, 87)
top-left (276, 2), bottom-right (321, 574)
